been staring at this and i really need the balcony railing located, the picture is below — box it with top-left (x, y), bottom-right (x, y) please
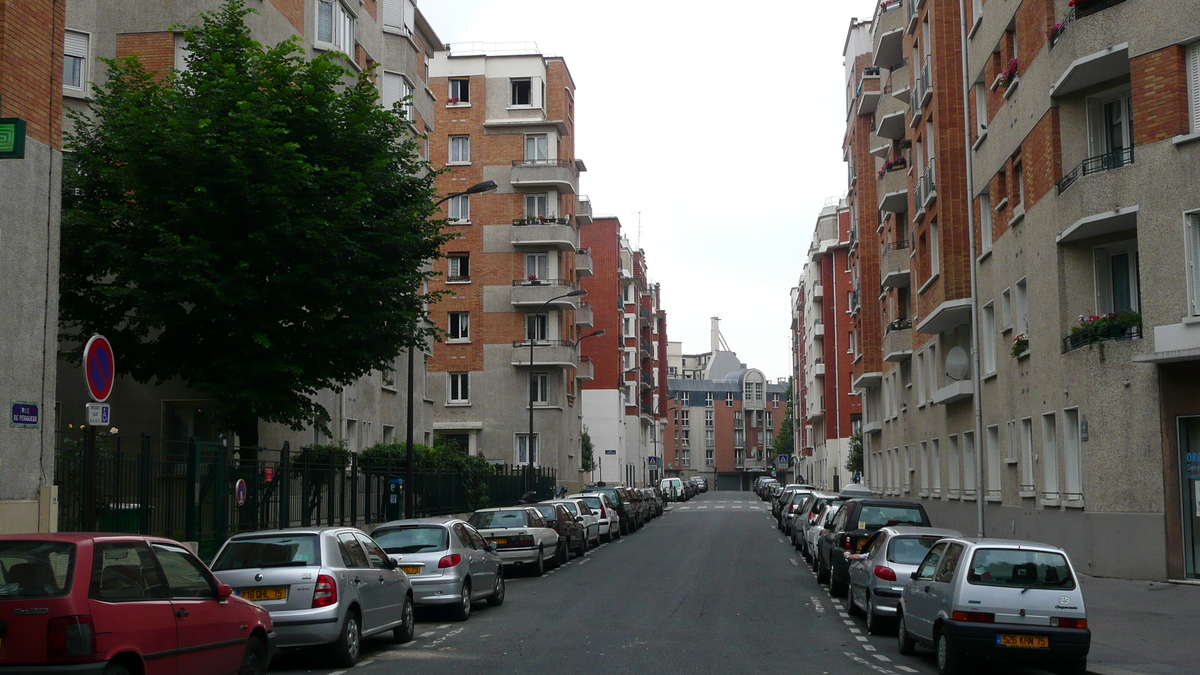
top-left (1056, 147), bottom-right (1135, 194)
top-left (511, 158), bottom-right (575, 168)
top-left (512, 278), bottom-right (575, 288)
top-left (1049, 0), bottom-right (1127, 47)
top-left (887, 318), bottom-right (913, 333)
top-left (915, 160), bottom-right (936, 209)
top-left (884, 239), bottom-right (909, 253)
top-left (1061, 322), bottom-right (1141, 353)
top-left (513, 215), bottom-right (571, 226)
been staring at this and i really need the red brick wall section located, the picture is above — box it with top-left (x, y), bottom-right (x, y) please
top-left (1014, 0), bottom-right (1054, 76)
top-left (269, 0), bottom-right (304, 33)
top-left (581, 217), bottom-right (623, 390)
top-left (1022, 107), bottom-right (1061, 208)
top-left (115, 32), bottom-right (175, 77)
top-left (0, 0), bottom-right (64, 149)
top-left (362, 0), bottom-right (377, 21)
top-left (1132, 46), bottom-right (1191, 145)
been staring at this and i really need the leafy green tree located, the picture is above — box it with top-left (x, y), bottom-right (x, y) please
top-left (773, 383), bottom-right (795, 457)
top-left (846, 431), bottom-right (864, 476)
top-left (580, 431), bottom-right (596, 473)
top-left (59, 0), bottom-right (448, 446)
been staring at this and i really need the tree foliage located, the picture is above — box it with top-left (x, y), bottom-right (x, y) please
top-left (580, 431), bottom-right (596, 473)
top-left (773, 383), bottom-right (795, 457)
top-left (846, 431), bottom-right (864, 476)
top-left (359, 439), bottom-right (494, 511)
top-left (59, 0), bottom-right (449, 445)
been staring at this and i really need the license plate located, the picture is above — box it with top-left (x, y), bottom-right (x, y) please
top-left (490, 538), bottom-right (507, 545)
top-left (239, 587), bottom-right (288, 602)
top-left (998, 634), bottom-right (1049, 648)
top-left (400, 565), bottom-right (421, 575)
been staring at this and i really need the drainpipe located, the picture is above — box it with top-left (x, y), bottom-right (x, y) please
top-left (957, 0), bottom-right (986, 538)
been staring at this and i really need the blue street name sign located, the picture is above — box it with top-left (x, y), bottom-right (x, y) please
top-left (604, 450), bottom-right (617, 455)
top-left (10, 402), bottom-right (39, 428)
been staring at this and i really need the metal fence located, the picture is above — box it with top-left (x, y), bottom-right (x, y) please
top-left (54, 432), bottom-right (556, 559)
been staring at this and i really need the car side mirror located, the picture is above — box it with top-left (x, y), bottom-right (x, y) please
top-left (386, 557), bottom-right (399, 570)
top-left (488, 542), bottom-right (498, 552)
top-left (575, 516), bottom-right (584, 522)
top-left (909, 571), bottom-right (919, 582)
top-left (216, 583), bottom-right (233, 601)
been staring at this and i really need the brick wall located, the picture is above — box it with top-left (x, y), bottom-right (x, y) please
top-left (115, 32), bottom-right (175, 76)
top-left (1014, 0), bottom-right (1054, 77)
top-left (0, 0), bottom-right (64, 149)
top-left (581, 217), bottom-right (623, 390)
top-left (1023, 107), bottom-right (1061, 208)
top-left (269, 0), bottom-right (304, 33)
top-left (1132, 45), bottom-right (1191, 145)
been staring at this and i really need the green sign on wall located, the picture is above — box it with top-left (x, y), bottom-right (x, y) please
top-left (0, 118), bottom-right (26, 159)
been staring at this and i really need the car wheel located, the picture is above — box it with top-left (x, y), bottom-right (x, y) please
top-left (847, 587), bottom-right (864, 616)
top-left (580, 534), bottom-right (589, 554)
top-left (556, 539), bottom-right (568, 566)
top-left (897, 612), bottom-right (916, 656)
top-left (393, 595), bottom-right (415, 643)
top-left (331, 609), bottom-right (362, 667)
top-left (865, 594), bottom-right (886, 636)
top-left (531, 547), bottom-right (545, 577)
top-left (103, 664), bottom-right (132, 675)
top-left (936, 630), bottom-right (963, 675)
top-left (602, 529), bottom-right (612, 544)
top-left (486, 571), bottom-right (506, 606)
top-left (830, 573), bottom-right (848, 597)
top-left (817, 557), bottom-right (830, 584)
top-left (450, 580), bottom-right (471, 621)
top-left (238, 637), bottom-right (267, 675)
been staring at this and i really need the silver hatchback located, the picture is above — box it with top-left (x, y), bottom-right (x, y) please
top-left (847, 526), bottom-right (963, 635)
top-left (211, 526), bottom-right (415, 667)
top-left (369, 518), bottom-right (504, 621)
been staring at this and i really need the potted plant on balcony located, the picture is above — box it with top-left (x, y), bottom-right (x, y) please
top-left (526, 274), bottom-right (542, 286)
top-left (999, 58), bottom-right (1019, 89)
top-left (1066, 311), bottom-right (1141, 355)
top-left (1011, 332), bottom-right (1029, 358)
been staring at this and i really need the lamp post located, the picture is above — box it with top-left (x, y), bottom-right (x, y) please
top-left (403, 180), bottom-right (498, 519)
top-left (525, 289), bottom-right (588, 493)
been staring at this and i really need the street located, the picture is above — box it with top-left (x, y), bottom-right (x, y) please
top-left (266, 491), bottom-right (1064, 675)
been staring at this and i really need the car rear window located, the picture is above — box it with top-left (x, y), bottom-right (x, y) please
top-left (579, 496), bottom-right (604, 511)
top-left (212, 535), bottom-right (320, 570)
top-left (558, 502), bottom-right (579, 516)
top-left (968, 548), bottom-right (1076, 590)
top-left (857, 505), bottom-right (928, 529)
top-left (371, 526), bottom-right (449, 554)
top-left (531, 505), bottom-right (558, 520)
top-left (469, 510), bottom-right (528, 529)
top-left (0, 541), bottom-right (74, 598)
top-left (888, 536), bottom-right (945, 565)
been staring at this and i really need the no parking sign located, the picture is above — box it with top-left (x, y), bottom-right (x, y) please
top-left (235, 479), bottom-right (248, 507)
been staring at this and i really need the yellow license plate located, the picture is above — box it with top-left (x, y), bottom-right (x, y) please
top-left (400, 565), bottom-right (421, 575)
top-left (999, 634), bottom-right (1049, 648)
top-left (240, 587), bottom-right (287, 602)
top-left (490, 538), bottom-right (507, 545)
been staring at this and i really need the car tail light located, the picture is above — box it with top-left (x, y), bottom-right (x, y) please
top-left (512, 535), bottom-right (535, 547)
top-left (951, 611), bottom-right (995, 623)
top-left (312, 574), bottom-right (337, 608)
top-left (1051, 617), bottom-right (1087, 629)
top-left (842, 535), bottom-right (852, 550)
top-left (873, 565), bottom-right (897, 582)
top-left (47, 615), bottom-right (95, 661)
top-left (438, 554), bottom-right (463, 569)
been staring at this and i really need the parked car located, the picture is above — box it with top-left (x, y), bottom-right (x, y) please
top-left (773, 485), bottom-right (815, 523)
top-left (568, 492), bottom-right (619, 542)
top-left (767, 482), bottom-right (783, 501)
top-left (212, 526), bottom-right (412, 667)
top-left (694, 477), bottom-right (708, 493)
top-left (793, 492), bottom-right (843, 559)
top-left (847, 526), bottom-right (963, 635)
top-left (754, 477), bottom-right (778, 500)
top-left (531, 502), bottom-right (584, 562)
top-left (817, 499), bottom-right (932, 596)
top-left (682, 480), bottom-right (697, 500)
top-left (896, 538), bottom-right (1089, 675)
top-left (659, 477), bottom-right (685, 502)
top-left (807, 502), bottom-right (843, 572)
top-left (467, 507), bottom-right (560, 576)
top-left (781, 488), bottom-right (816, 536)
top-left (548, 498), bottom-right (601, 547)
top-left (0, 533), bottom-right (274, 675)
top-left (648, 486), bottom-right (666, 514)
top-left (368, 519), bottom-right (504, 621)
top-left (582, 485), bottom-right (640, 534)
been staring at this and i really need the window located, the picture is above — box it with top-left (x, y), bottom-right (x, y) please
top-left (682, 448), bottom-right (691, 466)
top-left (174, 34), bottom-right (193, 73)
top-left (726, 392), bottom-right (734, 406)
top-left (448, 254), bottom-right (469, 282)
top-left (986, 425), bottom-right (1001, 497)
top-left (511, 78), bottom-right (532, 106)
top-left (680, 409), bottom-right (690, 425)
top-left (624, 384), bottom-right (635, 406)
top-left (919, 441), bottom-right (929, 495)
top-left (345, 418), bottom-right (359, 452)
top-left (1189, 43), bottom-right (1200, 133)
top-left (681, 430), bottom-right (690, 447)
top-left (525, 134), bottom-right (548, 161)
top-left (1189, 213), bottom-right (1200, 316)
top-left (948, 435), bottom-right (961, 496)
top-left (705, 409), bottom-right (714, 427)
top-left (516, 433), bottom-right (538, 464)
top-left (974, 82), bottom-right (987, 135)
top-left (382, 0), bottom-right (415, 34)
top-left (448, 373), bottom-right (469, 403)
top-left (705, 392), bottom-right (713, 408)
top-left (734, 410), bottom-right (744, 428)
top-left (382, 72), bottom-right (413, 120)
top-left (734, 429), bottom-right (745, 447)
top-left (63, 30), bottom-right (88, 92)
top-left (1001, 288), bottom-right (1013, 330)
top-left (1013, 161), bottom-right (1025, 212)
top-left (705, 446), bottom-right (715, 466)
top-left (525, 252), bottom-right (549, 280)
top-left (916, 351), bottom-right (926, 404)
top-left (978, 194), bottom-right (992, 256)
top-left (91, 542), bottom-right (161, 601)
top-left (530, 373), bottom-right (548, 405)
top-left (930, 221), bottom-right (941, 276)
top-left (623, 316), bottom-right (635, 337)
top-left (1020, 418), bottom-right (1035, 493)
top-left (1063, 409), bottom-right (1082, 500)
top-left (1042, 413), bottom-right (1059, 500)
top-left (151, 543), bottom-right (215, 598)
top-left (931, 438), bottom-right (942, 495)
top-left (623, 350), bottom-right (635, 371)
top-left (927, 343), bottom-right (938, 397)
top-left (982, 303), bottom-right (996, 374)
top-left (317, 1), bottom-right (354, 54)
top-left (336, 533), bottom-right (369, 568)
top-left (1093, 241), bottom-right (1140, 314)
top-left (1006, 420), bottom-right (1019, 462)
top-left (525, 194), bottom-right (549, 218)
top-left (525, 313), bottom-right (548, 341)
top-left (448, 77), bottom-right (469, 103)
top-left (448, 194), bottom-right (469, 222)
top-left (963, 431), bottom-right (977, 497)
top-left (448, 312), bottom-right (469, 341)
top-left (705, 429), bottom-right (714, 447)
top-left (765, 411), bottom-right (773, 427)
top-left (1014, 278), bottom-right (1028, 335)
top-left (449, 136), bottom-right (470, 164)
top-left (1087, 92), bottom-right (1133, 161)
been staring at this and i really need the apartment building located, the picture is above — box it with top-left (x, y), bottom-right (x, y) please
top-left (840, 0), bottom-right (1200, 581)
top-left (0, 0), bottom-right (64, 532)
top-left (54, 0), bottom-right (441, 454)
top-left (794, 201), bottom-right (862, 491)
top-left (579, 218), bottom-right (670, 487)
top-left (426, 44), bottom-right (592, 491)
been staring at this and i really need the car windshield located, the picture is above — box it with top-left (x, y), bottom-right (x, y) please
top-left (0, 541), bottom-right (74, 599)
top-left (888, 536), bottom-right (945, 565)
top-left (857, 505), bottom-right (927, 529)
top-left (531, 505), bottom-right (558, 520)
top-left (370, 526), bottom-right (450, 554)
top-left (968, 548), bottom-right (1076, 590)
top-left (558, 502), bottom-right (579, 516)
top-left (579, 496), bottom-right (604, 511)
top-left (212, 535), bottom-right (319, 570)
top-left (469, 510), bottom-right (529, 529)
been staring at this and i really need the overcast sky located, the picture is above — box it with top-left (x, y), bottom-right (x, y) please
top-left (421, 0), bottom-right (878, 381)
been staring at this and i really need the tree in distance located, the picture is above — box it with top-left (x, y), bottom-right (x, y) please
top-left (60, 0), bottom-right (449, 446)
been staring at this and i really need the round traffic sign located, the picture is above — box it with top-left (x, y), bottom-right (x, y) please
top-left (235, 479), bottom-right (248, 507)
top-left (83, 335), bottom-right (116, 403)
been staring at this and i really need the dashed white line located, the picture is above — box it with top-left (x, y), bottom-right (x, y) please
top-left (418, 631), bottom-right (435, 637)
top-left (856, 636), bottom-right (869, 642)
top-left (839, 612), bottom-right (850, 618)
top-left (862, 644), bottom-right (877, 651)
top-left (788, 558), bottom-right (799, 566)
top-left (357, 660), bottom-right (374, 667)
top-left (894, 667), bottom-right (918, 673)
top-left (872, 654), bottom-right (892, 662)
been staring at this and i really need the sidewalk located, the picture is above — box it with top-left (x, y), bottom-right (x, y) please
top-left (1082, 575), bottom-right (1200, 675)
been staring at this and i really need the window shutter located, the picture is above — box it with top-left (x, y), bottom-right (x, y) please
top-left (1189, 43), bottom-right (1200, 134)
top-left (382, 0), bottom-right (403, 29)
top-left (381, 72), bottom-right (401, 110)
top-left (1189, 215), bottom-right (1200, 316)
top-left (402, 0), bottom-right (416, 33)
top-left (64, 31), bottom-right (88, 58)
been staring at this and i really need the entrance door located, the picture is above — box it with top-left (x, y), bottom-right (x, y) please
top-left (1179, 416), bottom-right (1200, 578)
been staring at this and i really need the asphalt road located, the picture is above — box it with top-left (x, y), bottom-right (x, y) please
top-left (267, 491), bottom-right (1065, 675)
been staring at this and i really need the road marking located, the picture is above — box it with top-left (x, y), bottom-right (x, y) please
top-left (357, 660), bottom-right (374, 667)
top-left (329, 671), bottom-right (347, 675)
top-left (843, 620), bottom-right (856, 625)
top-left (862, 644), bottom-right (876, 651)
top-left (418, 631), bottom-right (435, 637)
top-left (678, 506), bottom-right (691, 510)
top-left (856, 636), bottom-right (869, 642)
top-left (577, 557), bottom-right (591, 565)
top-left (697, 506), bottom-right (708, 510)
top-left (839, 612), bottom-right (850, 618)
top-left (778, 538), bottom-right (786, 543)
top-left (849, 628), bottom-right (861, 634)
top-left (732, 505), bottom-right (742, 509)
top-left (842, 651), bottom-right (898, 675)
top-left (810, 597), bottom-right (825, 615)
top-left (427, 627), bottom-right (464, 649)
top-left (715, 506), bottom-right (725, 509)
top-left (872, 654), bottom-right (892, 662)
top-left (894, 667), bottom-right (918, 673)
top-left (788, 558), bottom-right (798, 566)
top-left (437, 624), bottom-right (452, 629)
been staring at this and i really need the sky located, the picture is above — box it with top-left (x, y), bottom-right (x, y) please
top-left (421, 0), bottom-right (879, 381)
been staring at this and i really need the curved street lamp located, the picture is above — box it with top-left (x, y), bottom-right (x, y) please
top-left (406, 179), bottom-right (498, 519)
top-left (525, 288), bottom-right (587, 492)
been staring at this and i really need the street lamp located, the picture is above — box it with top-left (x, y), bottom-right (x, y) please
top-left (526, 288), bottom-right (587, 493)
top-left (404, 179), bottom-right (498, 519)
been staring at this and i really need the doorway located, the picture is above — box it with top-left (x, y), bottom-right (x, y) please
top-left (1179, 416), bottom-right (1200, 578)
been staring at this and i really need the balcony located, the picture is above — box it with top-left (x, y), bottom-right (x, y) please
top-left (914, 160), bottom-right (936, 217)
top-left (639, 308), bottom-right (651, 328)
top-left (878, 165), bottom-right (909, 213)
top-left (812, 283), bottom-right (824, 299)
top-left (883, 319), bottom-right (913, 362)
top-left (575, 248), bottom-right (593, 277)
top-left (1062, 319), bottom-right (1141, 353)
top-left (1048, 0), bottom-right (1129, 48)
top-left (857, 72), bottom-right (881, 115)
top-left (510, 158), bottom-right (578, 194)
top-left (880, 242), bottom-right (911, 289)
top-left (575, 195), bottom-right (593, 225)
top-left (875, 95), bottom-right (908, 140)
top-left (813, 322), bottom-right (826, 339)
top-left (511, 219), bottom-right (579, 250)
top-left (575, 302), bottom-right (594, 328)
top-left (1056, 147), bottom-right (1134, 194)
top-left (575, 357), bottom-right (594, 381)
top-left (1136, 322), bottom-right (1200, 364)
top-left (884, 60), bottom-right (911, 103)
top-left (812, 362), bottom-right (826, 377)
top-left (872, 0), bottom-right (906, 69)
top-left (511, 340), bottom-right (578, 369)
top-left (510, 279), bottom-right (583, 309)
top-left (932, 379), bottom-right (973, 406)
top-left (918, 56), bottom-right (932, 109)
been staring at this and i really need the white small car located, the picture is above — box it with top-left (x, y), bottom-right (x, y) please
top-left (467, 507), bottom-right (560, 576)
top-left (548, 499), bottom-right (601, 547)
top-left (567, 493), bottom-right (619, 543)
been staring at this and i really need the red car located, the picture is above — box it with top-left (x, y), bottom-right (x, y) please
top-left (0, 533), bottom-right (274, 675)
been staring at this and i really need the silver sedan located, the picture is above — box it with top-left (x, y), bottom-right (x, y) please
top-left (846, 526), bottom-right (962, 634)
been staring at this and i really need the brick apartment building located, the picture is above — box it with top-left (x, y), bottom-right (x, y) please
top-left (838, 0), bottom-right (1200, 581)
top-left (793, 200), bottom-right (862, 492)
top-left (0, 0), bottom-right (65, 531)
top-left (53, 0), bottom-right (442, 455)
top-left (579, 219), bottom-right (669, 487)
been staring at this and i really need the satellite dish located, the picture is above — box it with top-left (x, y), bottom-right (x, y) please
top-left (945, 346), bottom-right (970, 381)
